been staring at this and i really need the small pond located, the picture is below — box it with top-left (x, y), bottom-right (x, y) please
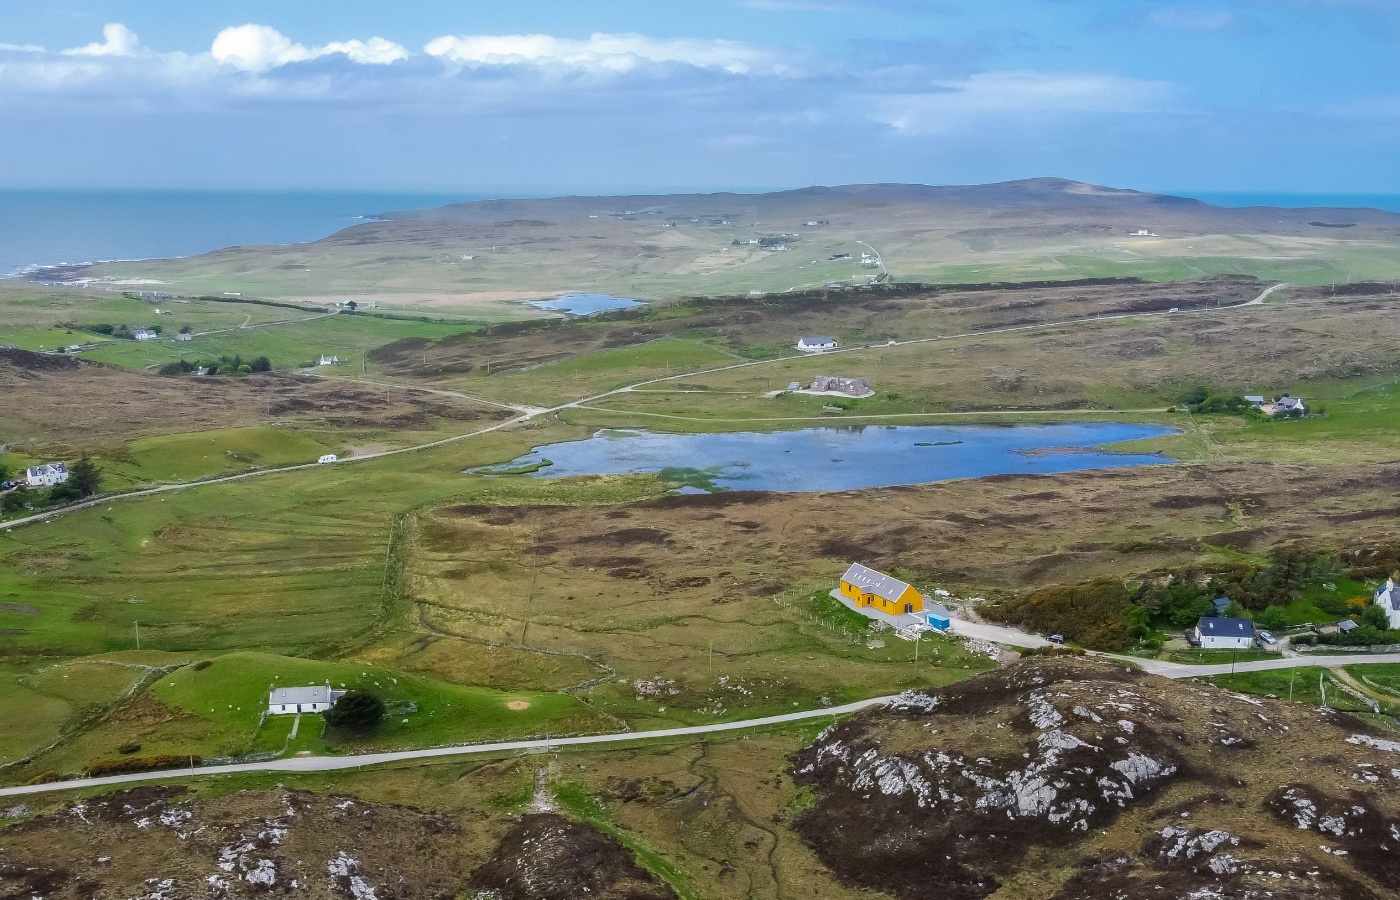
top-left (475, 423), bottom-right (1176, 492)
top-left (529, 293), bottom-right (646, 315)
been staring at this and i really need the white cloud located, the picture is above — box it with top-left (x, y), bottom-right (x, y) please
top-left (871, 70), bottom-right (1179, 133)
top-left (1144, 9), bottom-right (1238, 31)
top-left (423, 32), bottom-right (781, 75)
top-left (64, 23), bottom-right (141, 57)
top-left (211, 24), bottom-right (408, 73)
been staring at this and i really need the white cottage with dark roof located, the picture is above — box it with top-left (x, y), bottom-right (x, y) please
top-left (1194, 616), bottom-right (1254, 650)
top-left (268, 685), bottom-right (346, 715)
top-left (26, 462), bottom-right (68, 487)
top-left (796, 336), bottom-right (838, 353)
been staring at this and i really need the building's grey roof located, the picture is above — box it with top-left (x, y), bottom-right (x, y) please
top-left (1339, 620), bottom-right (1359, 632)
top-left (1244, 396), bottom-right (1265, 403)
top-left (798, 336), bottom-right (837, 345)
top-left (841, 563), bottom-right (914, 603)
top-left (27, 463), bottom-right (66, 477)
top-left (269, 685), bottom-right (342, 705)
top-left (1196, 616), bottom-right (1254, 638)
top-left (1276, 397), bottom-right (1305, 410)
top-left (1377, 580), bottom-right (1400, 611)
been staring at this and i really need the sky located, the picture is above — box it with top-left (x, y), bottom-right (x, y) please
top-left (0, 1), bottom-right (1396, 193)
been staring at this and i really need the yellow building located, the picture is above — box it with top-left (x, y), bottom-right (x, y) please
top-left (839, 563), bottom-right (924, 616)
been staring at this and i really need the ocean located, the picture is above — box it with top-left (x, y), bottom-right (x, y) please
top-left (0, 190), bottom-right (480, 278)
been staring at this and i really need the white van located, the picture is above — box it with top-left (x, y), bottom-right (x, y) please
top-left (317, 454), bottom-right (338, 464)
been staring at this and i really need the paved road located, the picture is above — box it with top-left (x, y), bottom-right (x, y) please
top-left (6, 648), bottom-right (1400, 798)
top-left (0, 696), bottom-right (891, 799)
top-left (1128, 652), bottom-right (1400, 679)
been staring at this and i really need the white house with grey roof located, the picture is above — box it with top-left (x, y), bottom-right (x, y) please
top-left (796, 336), bottom-right (838, 353)
top-left (1375, 579), bottom-right (1400, 630)
top-left (26, 462), bottom-right (68, 487)
top-left (1193, 616), bottom-right (1254, 650)
top-left (268, 685), bottom-right (346, 715)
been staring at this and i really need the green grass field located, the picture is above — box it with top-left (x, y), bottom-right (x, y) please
top-left (1205, 667), bottom-right (1367, 710)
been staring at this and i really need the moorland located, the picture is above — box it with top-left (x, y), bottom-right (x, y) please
top-left (3, 180), bottom-right (1400, 899)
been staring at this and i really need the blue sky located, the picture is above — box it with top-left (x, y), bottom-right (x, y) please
top-left (1, 1), bottom-right (1396, 192)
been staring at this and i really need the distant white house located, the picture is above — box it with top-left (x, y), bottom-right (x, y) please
top-left (318, 355), bottom-right (341, 366)
top-left (176, 332), bottom-right (193, 342)
top-left (268, 685), bottom-right (346, 715)
top-left (796, 336), bottom-right (839, 354)
top-left (1274, 396), bottom-right (1307, 416)
top-left (1194, 616), bottom-right (1255, 650)
top-left (132, 329), bottom-right (158, 341)
top-left (1375, 580), bottom-right (1400, 630)
top-left (26, 462), bottom-right (68, 487)
top-left (317, 454), bottom-right (338, 465)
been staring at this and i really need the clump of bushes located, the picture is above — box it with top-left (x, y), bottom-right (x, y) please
top-left (324, 691), bottom-right (386, 733)
top-left (1177, 386), bottom-right (1261, 416)
top-left (157, 355), bottom-right (271, 377)
top-left (984, 579), bottom-right (1134, 650)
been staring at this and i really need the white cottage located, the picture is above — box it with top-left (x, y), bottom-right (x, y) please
top-left (268, 685), bottom-right (346, 715)
top-left (1374, 580), bottom-right (1400, 630)
top-left (796, 336), bottom-right (838, 354)
top-left (26, 462), bottom-right (68, 487)
top-left (1194, 617), bottom-right (1255, 650)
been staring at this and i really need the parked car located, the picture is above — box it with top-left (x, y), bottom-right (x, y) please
top-left (0, 481), bottom-right (14, 490)
top-left (317, 454), bottom-right (339, 464)
top-left (1256, 630), bottom-right (1277, 646)
top-left (1046, 633), bottom-right (1066, 645)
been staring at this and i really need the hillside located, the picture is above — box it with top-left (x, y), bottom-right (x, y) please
top-left (793, 657), bottom-right (1400, 900)
top-left (61, 179), bottom-right (1400, 310)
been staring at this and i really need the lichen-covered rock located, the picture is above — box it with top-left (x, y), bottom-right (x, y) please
top-left (790, 658), bottom-right (1400, 900)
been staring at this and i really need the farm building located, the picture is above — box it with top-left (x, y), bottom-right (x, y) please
top-left (26, 462), bottom-right (68, 487)
top-left (132, 329), bottom-right (158, 341)
top-left (268, 685), bottom-right (346, 715)
top-left (1375, 579), bottom-right (1400, 629)
top-left (797, 336), bottom-right (839, 353)
top-left (810, 375), bottom-right (873, 397)
top-left (1274, 396), bottom-right (1306, 416)
top-left (839, 563), bottom-right (924, 617)
top-left (1193, 616), bottom-right (1254, 650)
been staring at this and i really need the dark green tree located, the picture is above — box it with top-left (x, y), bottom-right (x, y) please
top-left (250, 356), bottom-right (272, 373)
top-left (68, 455), bottom-right (101, 498)
top-left (324, 691), bottom-right (385, 732)
top-left (1359, 604), bottom-right (1391, 632)
top-left (0, 488), bottom-right (26, 513)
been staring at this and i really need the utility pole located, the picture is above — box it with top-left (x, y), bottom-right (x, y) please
top-left (708, 640), bottom-right (714, 675)
top-left (134, 620), bottom-right (140, 650)
top-left (1289, 668), bottom-right (1295, 703)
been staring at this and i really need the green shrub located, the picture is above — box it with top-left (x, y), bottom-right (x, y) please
top-left (324, 691), bottom-right (385, 733)
top-left (985, 578), bottom-right (1133, 650)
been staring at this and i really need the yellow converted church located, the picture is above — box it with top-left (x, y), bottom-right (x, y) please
top-left (839, 563), bottom-right (924, 616)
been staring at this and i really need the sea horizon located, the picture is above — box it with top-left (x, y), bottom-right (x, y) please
top-left (3, 186), bottom-right (1399, 279)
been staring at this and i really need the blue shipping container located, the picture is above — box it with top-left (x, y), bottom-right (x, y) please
top-left (926, 613), bottom-right (951, 630)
